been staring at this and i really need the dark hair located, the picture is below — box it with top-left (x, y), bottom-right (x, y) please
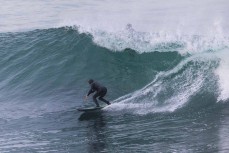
top-left (88, 79), bottom-right (94, 84)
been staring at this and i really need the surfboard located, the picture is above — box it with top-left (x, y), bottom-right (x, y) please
top-left (77, 106), bottom-right (105, 112)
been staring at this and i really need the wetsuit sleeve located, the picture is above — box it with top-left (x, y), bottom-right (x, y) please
top-left (87, 83), bottom-right (95, 96)
top-left (87, 88), bottom-right (95, 96)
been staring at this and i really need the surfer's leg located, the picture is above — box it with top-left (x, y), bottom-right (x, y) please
top-left (98, 89), bottom-right (111, 105)
top-left (93, 93), bottom-right (100, 107)
top-left (99, 97), bottom-right (111, 105)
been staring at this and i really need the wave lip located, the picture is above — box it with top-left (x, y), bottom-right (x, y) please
top-left (77, 24), bottom-right (229, 55)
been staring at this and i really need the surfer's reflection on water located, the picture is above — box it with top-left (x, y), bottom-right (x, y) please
top-left (79, 112), bottom-right (108, 153)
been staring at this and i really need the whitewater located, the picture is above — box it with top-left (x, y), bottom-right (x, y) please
top-left (0, 0), bottom-right (229, 152)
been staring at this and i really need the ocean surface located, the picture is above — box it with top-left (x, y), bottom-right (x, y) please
top-left (0, 0), bottom-right (229, 152)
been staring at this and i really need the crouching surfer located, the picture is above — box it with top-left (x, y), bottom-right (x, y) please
top-left (85, 79), bottom-right (111, 107)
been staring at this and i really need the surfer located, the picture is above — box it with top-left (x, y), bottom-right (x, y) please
top-left (85, 79), bottom-right (111, 107)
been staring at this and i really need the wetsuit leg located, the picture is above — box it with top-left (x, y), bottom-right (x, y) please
top-left (98, 88), bottom-right (111, 105)
top-left (99, 97), bottom-right (110, 105)
top-left (93, 93), bottom-right (100, 107)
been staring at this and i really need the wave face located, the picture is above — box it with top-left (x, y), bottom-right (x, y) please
top-left (0, 27), bottom-right (228, 119)
top-left (86, 26), bottom-right (228, 114)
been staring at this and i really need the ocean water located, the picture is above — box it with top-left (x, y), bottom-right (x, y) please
top-left (0, 0), bottom-right (229, 152)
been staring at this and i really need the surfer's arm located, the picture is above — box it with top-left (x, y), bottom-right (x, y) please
top-left (85, 89), bottom-right (94, 100)
top-left (87, 88), bottom-right (95, 96)
top-left (87, 83), bottom-right (96, 96)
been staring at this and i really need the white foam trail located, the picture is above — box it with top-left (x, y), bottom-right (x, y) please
top-left (106, 75), bottom-right (204, 114)
top-left (105, 53), bottom-right (218, 114)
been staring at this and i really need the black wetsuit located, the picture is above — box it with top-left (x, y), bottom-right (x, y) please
top-left (87, 81), bottom-right (110, 107)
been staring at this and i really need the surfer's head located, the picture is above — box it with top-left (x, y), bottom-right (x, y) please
top-left (88, 79), bottom-right (94, 84)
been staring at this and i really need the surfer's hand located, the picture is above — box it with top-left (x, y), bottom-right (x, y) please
top-left (84, 96), bottom-right (88, 100)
